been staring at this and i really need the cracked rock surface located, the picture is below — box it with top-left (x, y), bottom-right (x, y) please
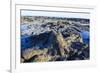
top-left (21, 16), bottom-right (90, 63)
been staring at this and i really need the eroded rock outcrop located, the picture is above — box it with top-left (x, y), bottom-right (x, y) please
top-left (21, 16), bottom-right (90, 62)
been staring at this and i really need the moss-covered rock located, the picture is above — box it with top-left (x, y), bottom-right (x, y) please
top-left (33, 55), bottom-right (52, 62)
top-left (22, 48), bottom-right (48, 60)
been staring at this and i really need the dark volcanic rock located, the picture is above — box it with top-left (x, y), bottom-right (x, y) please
top-left (21, 16), bottom-right (90, 62)
top-left (67, 42), bottom-right (89, 60)
top-left (71, 42), bottom-right (84, 50)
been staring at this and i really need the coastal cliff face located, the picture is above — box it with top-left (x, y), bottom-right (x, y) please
top-left (21, 16), bottom-right (90, 63)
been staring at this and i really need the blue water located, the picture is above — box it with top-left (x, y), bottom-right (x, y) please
top-left (80, 30), bottom-right (89, 44)
top-left (21, 35), bottom-right (34, 49)
top-left (21, 30), bottom-right (89, 49)
top-left (21, 24), bottom-right (89, 49)
top-left (21, 31), bottom-right (53, 49)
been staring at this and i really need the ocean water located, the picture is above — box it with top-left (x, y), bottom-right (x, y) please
top-left (80, 30), bottom-right (89, 44)
top-left (21, 24), bottom-right (90, 49)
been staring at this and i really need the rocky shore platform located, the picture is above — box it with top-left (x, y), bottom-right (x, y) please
top-left (21, 16), bottom-right (90, 63)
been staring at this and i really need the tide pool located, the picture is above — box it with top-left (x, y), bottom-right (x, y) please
top-left (80, 30), bottom-right (89, 44)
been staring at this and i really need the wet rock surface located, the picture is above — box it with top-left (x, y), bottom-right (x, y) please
top-left (21, 16), bottom-right (90, 63)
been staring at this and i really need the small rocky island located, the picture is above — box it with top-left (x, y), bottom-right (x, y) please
top-left (21, 16), bottom-right (90, 63)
